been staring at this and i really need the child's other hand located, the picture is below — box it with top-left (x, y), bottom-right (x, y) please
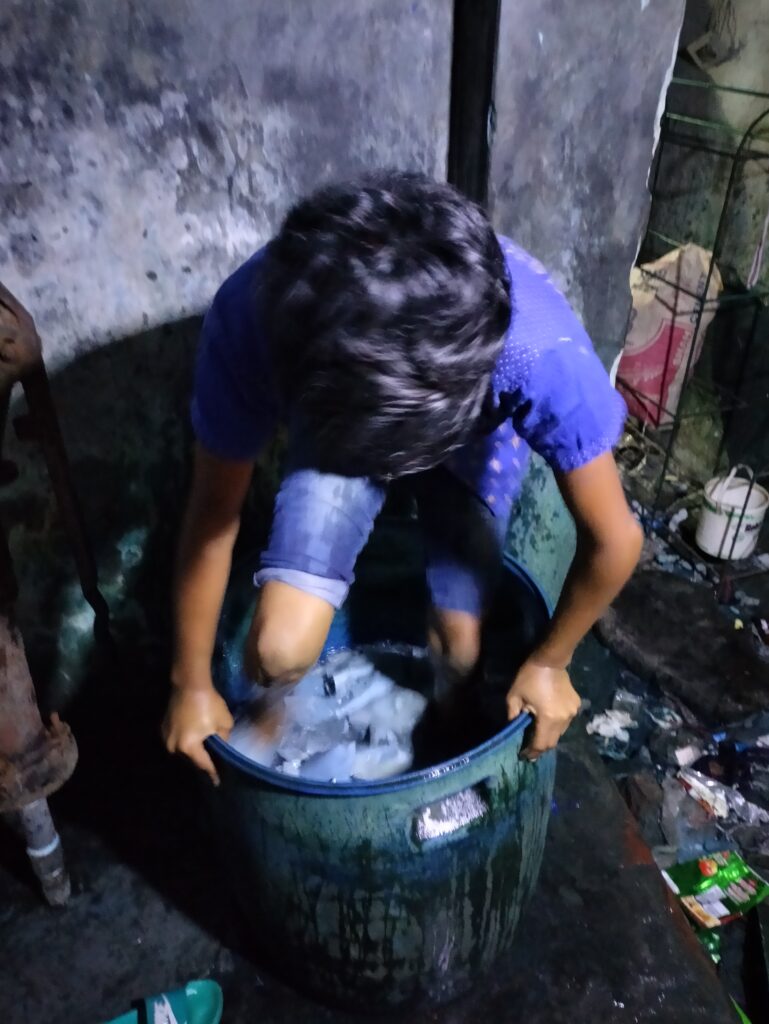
top-left (163, 684), bottom-right (234, 785)
top-left (506, 659), bottom-right (581, 761)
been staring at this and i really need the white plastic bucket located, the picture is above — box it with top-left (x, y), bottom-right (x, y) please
top-left (695, 464), bottom-right (769, 561)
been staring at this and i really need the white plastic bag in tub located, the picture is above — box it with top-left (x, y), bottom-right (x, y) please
top-left (696, 464), bottom-right (769, 560)
top-left (617, 244), bottom-right (723, 426)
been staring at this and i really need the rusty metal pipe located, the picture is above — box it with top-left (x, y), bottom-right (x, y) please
top-left (7, 798), bottom-right (70, 906)
top-left (0, 590), bottom-right (77, 905)
top-left (0, 282), bottom-right (82, 905)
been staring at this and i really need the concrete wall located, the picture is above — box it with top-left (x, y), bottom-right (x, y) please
top-left (1, 0), bottom-right (450, 368)
top-left (492, 0), bottom-right (685, 602)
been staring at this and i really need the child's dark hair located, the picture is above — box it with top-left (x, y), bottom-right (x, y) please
top-left (264, 171), bottom-right (512, 478)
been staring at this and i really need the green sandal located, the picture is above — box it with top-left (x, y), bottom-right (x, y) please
top-left (105, 979), bottom-right (223, 1024)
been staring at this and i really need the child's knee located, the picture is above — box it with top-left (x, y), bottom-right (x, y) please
top-left (429, 609), bottom-right (482, 679)
top-left (253, 625), bottom-right (317, 684)
top-left (245, 580), bottom-right (334, 684)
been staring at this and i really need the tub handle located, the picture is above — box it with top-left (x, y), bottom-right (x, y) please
top-left (411, 779), bottom-right (491, 846)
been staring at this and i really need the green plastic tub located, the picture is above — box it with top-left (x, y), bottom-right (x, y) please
top-left (207, 537), bottom-right (555, 1009)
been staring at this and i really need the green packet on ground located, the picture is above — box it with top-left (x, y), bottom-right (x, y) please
top-left (662, 851), bottom-right (769, 929)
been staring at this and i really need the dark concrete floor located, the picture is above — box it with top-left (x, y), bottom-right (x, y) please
top-left (598, 567), bottom-right (769, 725)
top-left (0, 640), bottom-right (739, 1024)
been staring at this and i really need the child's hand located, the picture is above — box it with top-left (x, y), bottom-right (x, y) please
top-left (506, 659), bottom-right (581, 761)
top-left (163, 684), bottom-right (234, 785)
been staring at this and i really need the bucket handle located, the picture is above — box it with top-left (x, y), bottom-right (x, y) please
top-left (410, 778), bottom-right (492, 848)
top-left (709, 463), bottom-right (754, 504)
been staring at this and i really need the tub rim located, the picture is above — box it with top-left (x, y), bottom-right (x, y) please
top-left (207, 554), bottom-right (551, 797)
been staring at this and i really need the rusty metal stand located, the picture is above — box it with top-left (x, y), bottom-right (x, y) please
top-left (0, 282), bottom-right (110, 905)
top-left (0, 532), bottom-right (77, 904)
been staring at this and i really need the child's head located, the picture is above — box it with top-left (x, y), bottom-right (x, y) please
top-left (266, 171), bottom-right (511, 478)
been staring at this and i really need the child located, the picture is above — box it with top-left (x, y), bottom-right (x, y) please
top-left (163, 171), bottom-right (642, 783)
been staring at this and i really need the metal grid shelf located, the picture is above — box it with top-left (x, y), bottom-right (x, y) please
top-left (621, 75), bottom-right (769, 595)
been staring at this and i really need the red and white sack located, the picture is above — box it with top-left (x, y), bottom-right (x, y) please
top-left (617, 244), bottom-right (723, 426)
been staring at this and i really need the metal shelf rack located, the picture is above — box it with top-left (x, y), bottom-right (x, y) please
top-left (617, 75), bottom-right (769, 598)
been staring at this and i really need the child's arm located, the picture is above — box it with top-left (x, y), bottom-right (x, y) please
top-left (163, 443), bottom-right (255, 784)
top-left (506, 452), bottom-right (642, 758)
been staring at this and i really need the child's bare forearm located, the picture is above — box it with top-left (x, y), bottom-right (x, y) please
top-left (533, 452), bottom-right (642, 669)
top-left (532, 518), bottom-right (642, 669)
top-left (172, 444), bottom-right (255, 690)
top-left (172, 516), bottom-right (239, 690)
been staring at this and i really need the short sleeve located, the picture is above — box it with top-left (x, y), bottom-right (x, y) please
top-left (491, 245), bottom-right (627, 474)
top-left (511, 325), bottom-right (626, 473)
top-left (190, 253), bottom-right (279, 460)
